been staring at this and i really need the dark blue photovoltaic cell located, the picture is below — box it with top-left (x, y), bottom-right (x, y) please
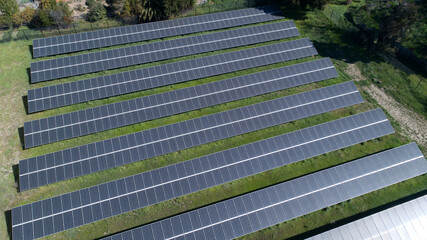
top-left (27, 38), bottom-right (318, 113)
top-left (24, 58), bottom-right (338, 148)
top-left (19, 81), bottom-right (362, 191)
top-left (100, 143), bottom-right (427, 240)
top-left (32, 6), bottom-right (283, 58)
top-left (11, 108), bottom-right (396, 240)
top-left (31, 21), bottom-right (299, 82)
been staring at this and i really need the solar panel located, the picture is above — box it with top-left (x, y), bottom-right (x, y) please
top-left (11, 108), bottom-right (395, 239)
top-left (27, 38), bottom-right (318, 112)
top-left (31, 21), bottom-right (299, 82)
top-left (32, 6), bottom-right (283, 58)
top-left (24, 58), bottom-right (338, 148)
top-left (98, 142), bottom-right (427, 240)
top-left (19, 81), bottom-right (363, 191)
top-left (307, 194), bottom-right (427, 240)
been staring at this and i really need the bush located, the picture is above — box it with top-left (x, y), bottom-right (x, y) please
top-left (87, 2), bottom-right (107, 22)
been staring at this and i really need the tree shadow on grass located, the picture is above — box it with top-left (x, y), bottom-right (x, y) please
top-left (12, 164), bottom-right (20, 191)
top-left (4, 209), bottom-right (12, 240)
top-left (281, 9), bottom-right (308, 20)
top-left (28, 45), bottom-right (33, 59)
top-left (26, 68), bottom-right (31, 85)
top-left (22, 95), bottom-right (29, 115)
top-left (17, 127), bottom-right (25, 151)
top-left (312, 39), bottom-right (374, 65)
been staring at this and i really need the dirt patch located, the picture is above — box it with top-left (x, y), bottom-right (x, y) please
top-left (346, 63), bottom-right (366, 82)
top-left (346, 64), bottom-right (427, 146)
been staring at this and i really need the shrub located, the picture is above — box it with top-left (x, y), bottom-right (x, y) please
top-left (87, 2), bottom-right (107, 22)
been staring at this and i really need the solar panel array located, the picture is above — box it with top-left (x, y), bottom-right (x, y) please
top-left (16, 4), bottom-right (423, 240)
top-left (31, 21), bottom-right (299, 82)
top-left (11, 109), bottom-right (396, 239)
top-left (102, 143), bottom-right (427, 240)
top-left (308, 194), bottom-right (427, 240)
top-left (24, 58), bottom-right (338, 148)
top-left (27, 38), bottom-right (318, 112)
top-left (32, 6), bottom-right (283, 58)
top-left (19, 81), bottom-right (363, 190)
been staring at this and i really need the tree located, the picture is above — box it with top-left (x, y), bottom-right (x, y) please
top-left (0, 0), bottom-right (19, 28)
top-left (163, 0), bottom-right (195, 17)
top-left (349, 0), bottom-right (419, 49)
top-left (87, 1), bottom-right (107, 22)
top-left (271, 0), bottom-right (327, 10)
top-left (56, 1), bottom-right (73, 24)
top-left (34, 0), bottom-right (73, 27)
top-left (86, 0), bottom-right (97, 9)
top-left (121, 0), bottom-right (163, 22)
top-left (12, 7), bottom-right (36, 27)
top-left (12, 12), bottom-right (23, 26)
top-left (107, 0), bottom-right (126, 16)
top-left (49, 8), bottom-right (64, 25)
top-left (36, 9), bottom-right (53, 26)
top-left (138, 0), bottom-right (163, 21)
top-left (21, 7), bottom-right (36, 24)
top-left (108, 0), bottom-right (194, 22)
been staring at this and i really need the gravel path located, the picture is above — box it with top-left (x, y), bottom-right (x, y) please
top-left (346, 63), bottom-right (427, 146)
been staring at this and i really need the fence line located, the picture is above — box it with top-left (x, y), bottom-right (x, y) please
top-left (0, 0), bottom-right (255, 44)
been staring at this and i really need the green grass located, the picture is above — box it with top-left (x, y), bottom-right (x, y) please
top-left (0, 3), bottom-right (426, 240)
top-left (357, 60), bottom-right (427, 118)
top-left (184, 0), bottom-right (251, 17)
top-left (37, 107), bottom-right (410, 239)
top-left (0, 19), bottom-right (125, 42)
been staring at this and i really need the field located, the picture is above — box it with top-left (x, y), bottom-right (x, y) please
top-left (0, 3), bottom-right (426, 240)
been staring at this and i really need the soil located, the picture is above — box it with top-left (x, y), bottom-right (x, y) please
top-left (346, 63), bottom-right (427, 146)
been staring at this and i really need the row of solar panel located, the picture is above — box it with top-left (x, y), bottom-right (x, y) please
top-left (16, 108), bottom-right (393, 225)
top-left (24, 58), bottom-right (337, 148)
top-left (11, 108), bottom-right (396, 239)
top-left (100, 142), bottom-right (427, 240)
top-left (28, 38), bottom-right (317, 113)
top-left (308, 194), bottom-right (427, 240)
top-left (31, 21), bottom-right (298, 82)
top-left (19, 81), bottom-right (363, 191)
top-left (25, 6), bottom-right (409, 240)
top-left (32, 6), bottom-right (282, 58)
